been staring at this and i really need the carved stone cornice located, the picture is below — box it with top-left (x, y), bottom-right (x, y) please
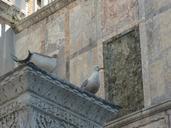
top-left (105, 100), bottom-right (171, 128)
top-left (14, 0), bottom-right (76, 32)
top-left (0, 63), bottom-right (120, 127)
top-left (0, 0), bottom-right (25, 25)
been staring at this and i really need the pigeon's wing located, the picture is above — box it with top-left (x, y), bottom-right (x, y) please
top-left (81, 79), bottom-right (88, 88)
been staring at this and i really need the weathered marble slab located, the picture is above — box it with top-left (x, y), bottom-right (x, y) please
top-left (0, 63), bottom-right (120, 128)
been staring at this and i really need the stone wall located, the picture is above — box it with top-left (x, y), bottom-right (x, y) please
top-left (103, 28), bottom-right (143, 116)
top-left (0, 0), bottom-right (171, 125)
top-left (14, 0), bottom-right (139, 99)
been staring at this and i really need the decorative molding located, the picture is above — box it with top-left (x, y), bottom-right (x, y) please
top-left (0, 0), bottom-right (25, 25)
top-left (0, 93), bottom-right (100, 128)
top-left (14, 0), bottom-right (76, 32)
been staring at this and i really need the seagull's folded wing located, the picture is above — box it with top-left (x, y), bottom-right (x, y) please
top-left (81, 79), bottom-right (88, 88)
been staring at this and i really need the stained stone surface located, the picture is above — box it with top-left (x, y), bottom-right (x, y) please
top-left (103, 29), bottom-right (143, 117)
top-left (0, 64), bottom-right (120, 128)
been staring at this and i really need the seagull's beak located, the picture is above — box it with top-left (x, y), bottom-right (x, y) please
top-left (99, 67), bottom-right (104, 70)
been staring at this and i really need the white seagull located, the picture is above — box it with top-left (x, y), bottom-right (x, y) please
top-left (81, 65), bottom-right (104, 94)
top-left (11, 50), bottom-right (57, 73)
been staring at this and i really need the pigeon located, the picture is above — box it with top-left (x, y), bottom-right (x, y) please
top-left (81, 65), bottom-right (104, 94)
top-left (11, 50), bottom-right (57, 73)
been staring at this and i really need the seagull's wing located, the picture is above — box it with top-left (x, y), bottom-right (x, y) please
top-left (81, 79), bottom-right (88, 88)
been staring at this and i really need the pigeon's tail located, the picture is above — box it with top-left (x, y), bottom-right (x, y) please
top-left (11, 50), bottom-right (32, 63)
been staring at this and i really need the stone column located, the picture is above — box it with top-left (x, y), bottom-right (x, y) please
top-left (0, 64), bottom-right (120, 128)
top-left (139, 0), bottom-right (171, 107)
top-left (0, 22), bottom-right (15, 77)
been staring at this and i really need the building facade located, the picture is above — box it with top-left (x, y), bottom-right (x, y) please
top-left (0, 0), bottom-right (171, 127)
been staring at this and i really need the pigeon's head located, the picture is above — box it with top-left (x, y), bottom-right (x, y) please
top-left (94, 65), bottom-right (104, 71)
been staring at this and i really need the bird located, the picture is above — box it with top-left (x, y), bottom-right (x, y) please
top-left (81, 65), bottom-right (104, 94)
top-left (11, 50), bottom-right (57, 73)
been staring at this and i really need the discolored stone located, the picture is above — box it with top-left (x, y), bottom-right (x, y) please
top-left (103, 28), bottom-right (144, 117)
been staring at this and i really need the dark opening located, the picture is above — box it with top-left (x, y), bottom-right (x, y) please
top-left (37, 0), bottom-right (41, 7)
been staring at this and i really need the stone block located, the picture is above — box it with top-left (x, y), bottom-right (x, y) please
top-left (0, 64), bottom-right (120, 128)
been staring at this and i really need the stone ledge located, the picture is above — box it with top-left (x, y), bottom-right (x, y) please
top-left (0, 0), bottom-right (24, 24)
top-left (0, 92), bottom-right (101, 127)
top-left (14, 0), bottom-right (76, 32)
top-left (0, 63), bottom-right (120, 127)
top-left (105, 100), bottom-right (171, 128)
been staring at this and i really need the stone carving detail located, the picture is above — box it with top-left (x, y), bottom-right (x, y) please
top-left (0, 100), bottom-right (100, 128)
top-left (0, 112), bottom-right (18, 128)
top-left (0, 65), bottom-right (118, 128)
top-left (29, 94), bottom-right (99, 128)
top-left (15, 0), bottom-right (76, 32)
top-left (34, 111), bottom-right (76, 128)
top-left (0, 101), bottom-right (23, 118)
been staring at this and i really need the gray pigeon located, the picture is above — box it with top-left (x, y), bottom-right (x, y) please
top-left (81, 65), bottom-right (104, 94)
top-left (11, 50), bottom-right (57, 73)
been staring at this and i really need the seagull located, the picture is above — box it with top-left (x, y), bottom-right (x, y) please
top-left (11, 50), bottom-right (57, 73)
top-left (81, 65), bottom-right (104, 94)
